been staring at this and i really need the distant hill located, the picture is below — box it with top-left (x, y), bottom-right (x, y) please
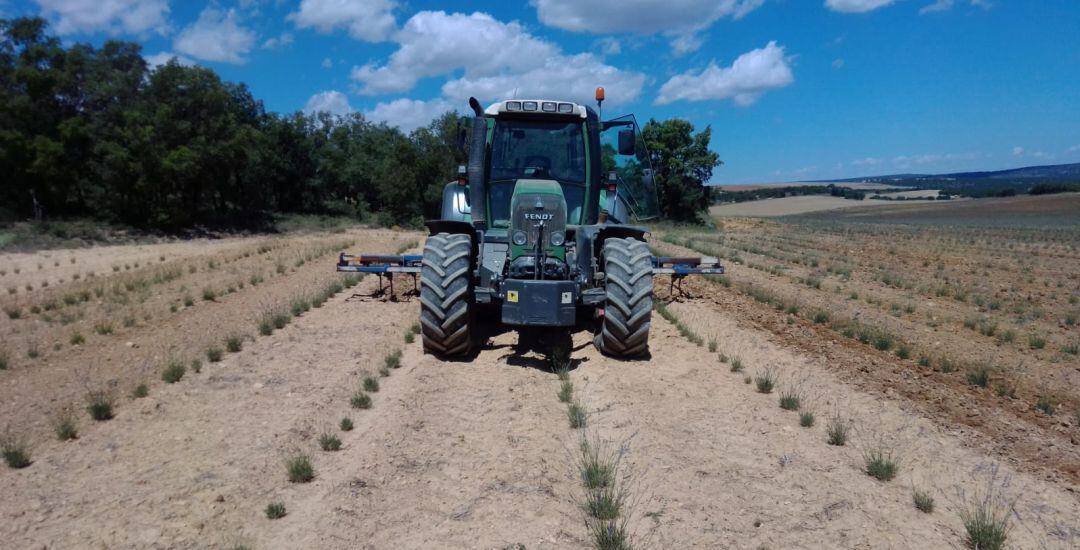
top-left (815, 162), bottom-right (1080, 185)
top-left (810, 162), bottom-right (1080, 197)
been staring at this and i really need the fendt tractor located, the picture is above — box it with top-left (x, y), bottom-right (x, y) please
top-left (338, 89), bottom-right (723, 358)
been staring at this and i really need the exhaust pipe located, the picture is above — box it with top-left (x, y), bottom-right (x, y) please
top-left (467, 97), bottom-right (488, 230)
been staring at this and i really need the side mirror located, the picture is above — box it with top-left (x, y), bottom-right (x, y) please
top-left (617, 129), bottom-right (636, 155)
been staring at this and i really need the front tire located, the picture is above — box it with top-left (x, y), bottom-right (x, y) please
top-left (596, 237), bottom-right (653, 358)
top-left (419, 233), bottom-right (473, 356)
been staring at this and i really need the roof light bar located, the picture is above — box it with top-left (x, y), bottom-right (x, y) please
top-left (557, 102), bottom-right (574, 113)
top-left (541, 101), bottom-right (556, 112)
top-left (522, 101), bottom-right (538, 111)
top-left (505, 101), bottom-right (521, 111)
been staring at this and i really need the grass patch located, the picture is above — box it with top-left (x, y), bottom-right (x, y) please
top-left (384, 349), bottom-right (403, 370)
top-left (404, 331), bottom-right (415, 344)
top-left (206, 347), bottom-right (224, 362)
top-left (799, 411), bottom-right (815, 427)
top-left (362, 376), bottom-right (379, 392)
top-left (285, 452), bottom-right (315, 483)
top-left (202, 288), bottom-right (217, 302)
top-left (826, 413), bottom-right (848, 446)
top-left (86, 390), bottom-right (115, 421)
top-left (94, 322), bottom-right (113, 335)
top-left (577, 439), bottom-right (631, 550)
top-left (265, 502), bottom-right (287, 520)
top-left (558, 380), bottom-right (574, 403)
top-left (52, 408), bottom-right (79, 440)
top-left (707, 339), bottom-right (717, 352)
top-left (225, 335), bottom-right (243, 353)
top-left (1035, 395), bottom-right (1057, 415)
top-left (568, 401), bottom-right (587, 429)
top-left (161, 360), bottom-right (186, 384)
top-left (754, 369), bottom-right (775, 394)
top-left (339, 418), bottom-right (354, 431)
top-left (960, 486), bottom-right (1012, 550)
top-left (913, 488), bottom-right (935, 513)
top-left (350, 391), bottom-right (372, 409)
top-left (318, 432), bottom-right (342, 451)
top-left (1063, 341), bottom-right (1079, 355)
top-left (132, 383), bottom-right (149, 398)
top-left (1, 432), bottom-right (31, 469)
top-left (779, 387), bottom-right (801, 411)
top-left (812, 311), bottom-right (830, 324)
top-left (0, 349), bottom-right (7, 370)
top-left (730, 356), bottom-right (744, 373)
top-left (864, 445), bottom-right (900, 481)
top-left (966, 367), bottom-right (990, 388)
top-left (1028, 333), bottom-right (1047, 349)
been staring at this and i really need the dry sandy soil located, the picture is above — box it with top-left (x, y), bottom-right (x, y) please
top-left (710, 195), bottom-right (939, 218)
top-left (2, 225), bottom-right (1079, 548)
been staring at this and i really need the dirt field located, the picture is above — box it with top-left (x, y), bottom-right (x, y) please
top-left (2, 223), bottom-right (1079, 548)
top-left (709, 195), bottom-right (940, 217)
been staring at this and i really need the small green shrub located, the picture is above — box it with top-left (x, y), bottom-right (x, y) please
top-left (0, 433), bottom-right (31, 469)
top-left (826, 414), bottom-right (848, 446)
top-left (730, 356), bottom-right (744, 372)
top-left (864, 446), bottom-right (899, 481)
top-left (1035, 395), bottom-right (1057, 415)
top-left (285, 452), bottom-right (314, 483)
top-left (558, 380), bottom-right (574, 403)
top-left (183, 295), bottom-right (194, 307)
top-left (960, 490), bottom-right (1012, 550)
top-left (265, 502), bottom-right (287, 519)
top-left (363, 376), bottom-right (379, 392)
top-left (351, 391), bottom-right (372, 409)
top-left (339, 417), bottom-right (354, 431)
top-left (1028, 334), bottom-right (1047, 349)
top-left (404, 331), bottom-right (415, 344)
top-left (319, 432), bottom-right (342, 451)
top-left (225, 335), bottom-right (244, 353)
top-left (258, 319), bottom-right (273, 336)
top-left (86, 390), bottom-right (115, 421)
top-left (202, 288), bottom-right (217, 301)
top-left (966, 367), bottom-right (990, 388)
top-left (1062, 341), bottom-right (1078, 355)
top-left (567, 402), bottom-right (587, 429)
top-left (812, 311), bottom-right (830, 324)
top-left (384, 349), bottom-right (403, 370)
top-left (191, 359), bottom-right (202, 373)
top-left (161, 360), bottom-right (186, 383)
top-left (4, 306), bottom-right (21, 319)
top-left (754, 370), bottom-right (775, 394)
top-left (206, 347), bottom-right (223, 362)
top-left (913, 488), bottom-right (935, 513)
top-left (895, 345), bottom-right (911, 360)
top-left (779, 387), bottom-right (800, 411)
top-left (132, 383), bottom-right (149, 398)
top-left (94, 323), bottom-right (113, 335)
top-left (52, 409), bottom-right (78, 440)
top-left (799, 411), bottom-right (815, 427)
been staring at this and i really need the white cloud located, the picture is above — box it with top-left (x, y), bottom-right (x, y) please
top-left (145, 51), bottom-right (195, 69)
top-left (289, 0), bottom-right (397, 42)
top-left (363, 98), bottom-right (456, 132)
top-left (34, 0), bottom-right (169, 35)
top-left (174, 8), bottom-right (256, 64)
top-left (1030, 151), bottom-right (1054, 160)
top-left (655, 41), bottom-right (793, 106)
top-left (596, 37), bottom-right (622, 56)
top-left (321, 57), bottom-right (333, 69)
top-left (825, 0), bottom-right (895, 13)
top-left (303, 91), bottom-right (354, 116)
top-left (920, 0), bottom-right (993, 14)
top-left (351, 11), bottom-right (559, 95)
top-left (1067, 144), bottom-right (1080, 153)
top-left (262, 33), bottom-right (294, 49)
top-left (891, 152), bottom-right (980, 169)
top-left (832, 58), bottom-right (845, 69)
top-left (1012, 146), bottom-right (1025, 156)
top-left (532, 0), bottom-right (763, 54)
top-left (852, 157), bottom-right (882, 166)
top-left (441, 53), bottom-right (646, 107)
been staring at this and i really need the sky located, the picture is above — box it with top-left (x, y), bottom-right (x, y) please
top-left (4, 0), bottom-right (1080, 183)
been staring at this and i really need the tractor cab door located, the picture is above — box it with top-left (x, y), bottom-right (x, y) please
top-left (600, 115), bottom-right (660, 221)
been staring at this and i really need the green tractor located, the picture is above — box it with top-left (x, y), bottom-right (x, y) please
top-left (338, 92), bottom-right (722, 358)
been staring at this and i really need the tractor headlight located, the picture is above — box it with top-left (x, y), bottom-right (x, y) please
top-left (512, 230), bottom-right (528, 246)
top-left (550, 231), bottom-right (565, 246)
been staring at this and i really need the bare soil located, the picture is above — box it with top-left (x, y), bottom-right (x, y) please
top-left (2, 226), bottom-right (1079, 548)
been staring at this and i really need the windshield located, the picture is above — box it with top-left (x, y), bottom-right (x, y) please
top-left (489, 119), bottom-right (587, 226)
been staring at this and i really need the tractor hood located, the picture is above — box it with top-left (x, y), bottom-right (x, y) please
top-left (509, 179), bottom-right (567, 261)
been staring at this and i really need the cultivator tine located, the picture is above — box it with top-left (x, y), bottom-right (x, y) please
top-left (652, 256), bottom-right (723, 299)
top-left (336, 253), bottom-right (422, 300)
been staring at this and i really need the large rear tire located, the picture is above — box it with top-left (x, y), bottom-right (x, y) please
top-left (420, 232), bottom-right (473, 357)
top-left (596, 237), bottom-right (653, 358)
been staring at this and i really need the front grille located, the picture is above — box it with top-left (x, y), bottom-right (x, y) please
top-left (512, 194), bottom-right (565, 246)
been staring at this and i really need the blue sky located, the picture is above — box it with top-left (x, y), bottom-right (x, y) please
top-left (6, 0), bottom-right (1080, 183)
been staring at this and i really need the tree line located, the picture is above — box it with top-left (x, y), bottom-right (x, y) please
top-left (1, 17), bottom-right (720, 229)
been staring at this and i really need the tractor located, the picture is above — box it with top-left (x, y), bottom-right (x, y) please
top-left (338, 90), bottom-right (722, 358)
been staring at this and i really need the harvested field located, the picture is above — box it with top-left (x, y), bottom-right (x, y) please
top-left (710, 194), bottom-right (938, 217)
top-left (2, 222), bottom-right (1079, 548)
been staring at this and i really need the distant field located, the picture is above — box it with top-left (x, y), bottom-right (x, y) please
top-left (709, 194), bottom-right (939, 217)
top-left (791, 192), bottom-right (1080, 227)
top-left (875, 189), bottom-right (940, 199)
top-left (715, 182), bottom-right (901, 192)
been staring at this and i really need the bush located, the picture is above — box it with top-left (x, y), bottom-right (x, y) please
top-left (202, 288), bottom-right (217, 301)
top-left (730, 356), bottom-right (743, 373)
top-left (960, 492), bottom-right (1011, 550)
top-left (826, 414), bottom-right (848, 446)
top-left (812, 311), bottom-right (830, 324)
top-left (754, 370), bottom-right (775, 394)
top-left (1036, 395), bottom-right (1057, 415)
top-left (132, 383), bottom-right (149, 398)
top-left (567, 402), bottom-right (587, 429)
top-left (265, 502), bottom-right (287, 519)
top-left (779, 388), bottom-right (801, 411)
top-left (339, 418), bottom-right (354, 431)
top-left (799, 411), bottom-right (815, 428)
top-left (864, 446), bottom-right (899, 481)
top-left (913, 488), bottom-right (935, 513)
top-left (1028, 334), bottom-right (1046, 349)
top-left (0, 349), bottom-right (9, 370)
top-left (966, 367), bottom-right (990, 388)
top-left (318, 432), bottom-right (342, 452)
top-left (363, 376), bottom-right (379, 392)
top-left (384, 349), bottom-right (403, 370)
top-left (206, 347), bottom-right (224, 362)
top-left (86, 390), bottom-right (115, 421)
top-left (558, 380), bottom-right (574, 403)
top-left (350, 391), bottom-right (372, 409)
top-left (161, 360), bottom-right (186, 383)
top-left (286, 452), bottom-right (314, 483)
top-left (225, 335), bottom-right (243, 353)
top-left (1, 433), bottom-right (31, 469)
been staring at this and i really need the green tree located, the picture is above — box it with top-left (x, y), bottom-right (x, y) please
top-left (641, 118), bottom-right (722, 222)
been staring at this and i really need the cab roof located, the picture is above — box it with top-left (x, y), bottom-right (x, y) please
top-left (484, 99), bottom-right (588, 119)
